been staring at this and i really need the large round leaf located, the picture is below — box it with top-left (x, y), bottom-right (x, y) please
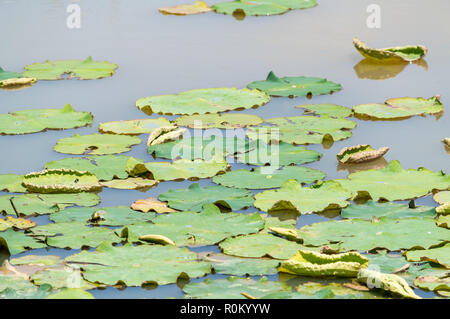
top-left (98, 118), bottom-right (171, 135)
top-left (54, 134), bottom-right (141, 155)
top-left (296, 104), bottom-right (352, 118)
top-left (341, 201), bottom-right (436, 220)
top-left (213, 0), bottom-right (317, 16)
top-left (0, 229), bottom-right (46, 255)
top-left (406, 243), bottom-right (450, 269)
top-left (175, 113), bottom-right (263, 129)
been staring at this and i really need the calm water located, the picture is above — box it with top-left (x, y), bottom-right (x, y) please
top-left (0, 0), bottom-right (449, 299)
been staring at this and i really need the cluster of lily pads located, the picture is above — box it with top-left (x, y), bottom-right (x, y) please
top-left (0, 47), bottom-right (449, 300)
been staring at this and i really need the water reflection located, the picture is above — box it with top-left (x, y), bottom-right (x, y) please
top-left (337, 157), bottom-right (388, 174)
top-left (354, 58), bottom-right (428, 80)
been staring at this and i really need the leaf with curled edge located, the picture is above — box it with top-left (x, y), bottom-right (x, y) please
top-left (337, 144), bottom-right (389, 164)
top-left (0, 216), bottom-right (36, 231)
top-left (353, 37), bottom-right (427, 62)
top-left (159, 1), bottom-right (212, 15)
top-left (406, 243), bottom-right (450, 269)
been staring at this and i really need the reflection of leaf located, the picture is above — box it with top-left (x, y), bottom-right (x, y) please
top-left (354, 58), bottom-right (408, 80)
top-left (337, 157), bottom-right (388, 174)
top-left (353, 38), bottom-right (427, 62)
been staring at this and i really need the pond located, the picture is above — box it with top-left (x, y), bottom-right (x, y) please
top-left (0, 0), bottom-right (449, 299)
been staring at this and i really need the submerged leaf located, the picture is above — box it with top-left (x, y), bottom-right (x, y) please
top-left (353, 37), bottom-right (427, 62)
top-left (99, 118), bottom-right (171, 135)
top-left (159, 1), bottom-right (212, 15)
top-left (337, 144), bottom-right (389, 164)
top-left (175, 113), bottom-right (263, 129)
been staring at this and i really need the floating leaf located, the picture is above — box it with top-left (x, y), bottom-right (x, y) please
top-left (296, 104), bottom-right (352, 118)
top-left (0, 174), bottom-right (26, 193)
top-left (254, 180), bottom-right (352, 215)
top-left (131, 197), bottom-right (177, 214)
top-left (434, 191), bottom-right (450, 205)
top-left (299, 217), bottom-right (449, 251)
top-left (139, 234), bottom-right (176, 246)
top-left (0, 229), bottom-right (46, 255)
top-left (175, 113), bottom-right (263, 129)
top-left (183, 276), bottom-right (288, 299)
top-left (65, 242), bottom-right (211, 286)
top-left (236, 141), bottom-right (322, 166)
top-left (213, 0), bottom-right (317, 17)
top-left (159, 1), bottom-right (212, 15)
top-left (0, 284), bottom-right (52, 299)
top-left (0, 193), bottom-right (101, 216)
top-left (45, 155), bottom-right (137, 181)
top-left (0, 77), bottom-right (36, 89)
top-left (121, 204), bottom-right (263, 246)
top-left (246, 116), bottom-right (356, 145)
top-left (353, 96), bottom-right (443, 120)
top-left (22, 169), bottom-right (102, 194)
top-left (0, 216), bottom-right (35, 231)
top-left (0, 67), bottom-right (22, 82)
top-left (0, 273), bottom-right (38, 296)
top-left (341, 201), bottom-right (436, 220)
top-left (335, 161), bottom-right (450, 201)
top-left (406, 244), bottom-right (450, 269)
top-left (414, 275), bottom-right (450, 292)
top-left (98, 118), bottom-right (171, 135)
top-left (31, 265), bottom-right (97, 290)
top-left (437, 203), bottom-right (450, 215)
top-left (337, 144), bottom-right (389, 164)
top-left (30, 222), bottom-right (120, 249)
top-left (22, 56), bottom-right (118, 80)
top-left (50, 206), bottom-right (155, 227)
top-left (247, 71), bottom-right (341, 98)
top-left (46, 288), bottom-right (94, 299)
top-left (213, 166), bottom-right (325, 189)
top-left (203, 253), bottom-right (280, 276)
top-left (100, 178), bottom-right (158, 190)
top-left (437, 215), bottom-right (450, 229)
top-left (353, 37), bottom-right (427, 62)
top-left (136, 88), bottom-right (270, 115)
top-left (158, 183), bottom-right (254, 212)
top-left (10, 255), bottom-right (61, 267)
top-left (54, 133), bottom-right (141, 155)
top-left (146, 126), bottom-right (186, 146)
top-left (357, 268), bottom-right (420, 299)
top-left (0, 105), bottom-right (93, 135)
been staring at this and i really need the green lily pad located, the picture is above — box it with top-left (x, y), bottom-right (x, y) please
top-left (246, 116), bottom-right (356, 145)
top-left (99, 118), bottom-right (172, 135)
top-left (213, 0), bottom-right (317, 16)
top-left (0, 174), bottom-right (26, 193)
top-left (65, 241), bottom-right (211, 286)
top-left (136, 88), bottom-right (270, 115)
top-left (22, 56), bottom-right (118, 80)
top-left (50, 206), bottom-right (156, 226)
top-left (0, 283), bottom-right (52, 299)
top-left (254, 180), bottom-right (352, 215)
top-left (0, 104), bottom-right (93, 135)
top-left (30, 222), bottom-right (120, 249)
top-left (335, 160), bottom-right (450, 201)
top-left (260, 214), bottom-right (297, 233)
top-left (100, 178), bottom-right (158, 190)
top-left (296, 104), bottom-right (353, 118)
top-left (158, 183), bottom-right (254, 212)
top-left (0, 193), bottom-right (101, 216)
top-left (0, 273), bottom-right (40, 296)
top-left (213, 166), bottom-right (325, 189)
top-left (46, 288), bottom-right (95, 299)
top-left (353, 96), bottom-right (443, 120)
top-left (183, 276), bottom-right (289, 299)
top-left (406, 244), bottom-right (450, 268)
top-left (437, 215), bottom-right (450, 229)
top-left (45, 155), bottom-right (138, 181)
top-left (434, 191), bottom-right (450, 205)
top-left (0, 216), bottom-right (35, 231)
top-left (219, 233), bottom-right (317, 259)
top-left (299, 217), bottom-right (449, 251)
top-left (247, 71), bottom-right (341, 98)
top-left (121, 204), bottom-right (264, 246)
top-left (22, 169), bottom-right (102, 194)
top-left (0, 229), bottom-right (46, 255)
top-left (336, 144), bottom-right (390, 164)
top-left (203, 253), bottom-right (280, 276)
top-left (0, 67), bottom-right (22, 82)
top-left (236, 140), bottom-right (322, 166)
top-left (414, 275), bottom-right (450, 292)
top-left (54, 133), bottom-right (141, 155)
top-left (341, 201), bottom-right (436, 220)
top-left (353, 37), bottom-right (427, 62)
top-left (31, 266), bottom-right (97, 290)
top-left (175, 113), bottom-right (263, 129)
top-left (10, 255), bottom-right (61, 267)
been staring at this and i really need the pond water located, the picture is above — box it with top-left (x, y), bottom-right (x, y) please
top-left (0, 0), bottom-right (448, 299)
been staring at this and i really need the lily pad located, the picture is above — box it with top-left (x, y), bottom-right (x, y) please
top-left (0, 67), bottom-right (22, 82)
top-left (50, 206), bottom-right (156, 226)
top-left (353, 37), bottom-right (427, 62)
top-left (30, 222), bottom-right (120, 249)
top-left (131, 197), bottom-right (177, 214)
top-left (335, 160), bottom-right (450, 201)
top-left (0, 104), bottom-right (93, 135)
top-left (22, 56), bottom-right (118, 80)
top-left (146, 126), bottom-right (186, 146)
top-left (175, 113), bottom-right (263, 129)
top-left (65, 241), bottom-right (211, 286)
top-left (203, 253), bottom-right (280, 276)
top-left (0, 229), bottom-right (46, 255)
top-left (45, 155), bottom-right (137, 181)
top-left (121, 204), bottom-right (264, 246)
top-left (341, 201), bottom-right (436, 220)
top-left (22, 169), bottom-right (102, 194)
top-left (46, 288), bottom-right (94, 299)
top-left (437, 215), bottom-right (450, 229)
top-left (0, 67), bottom-right (36, 88)
top-left (246, 116), bottom-right (356, 145)
top-left (236, 140), bottom-right (322, 166)
top-left (406, 244), bottom-right (450, 269)
top-left (159, 1), bottom-right (212, 15)
top-left (213, 166), bottom-right (325, 189)
top-left (100, 178), bottom-right (158, 190)
top-left (296, 104), bottom-right (353, 118)
top-left (54, 133), bottom-right (141, 155)
top-left (183, 276), bottom-right (289, 299)
top-left (158, 183), bottom-right (254, 212)
top-left (247, 71), bottom-right (341, 98)
top-left (213, 0), bottom-right (317, 17)
top-left (434, 191), bottom-right (450, 205)
top-left (299, 217), bottom-right (449, 251)
top-left (254, 180), bottom-right (352, 215)
top-left (0, 174), bottom-right (26, 193)
top-left (337, 144), bottom-right (389, 164)
top-left (31, 266), bottom-right (97, 290)
top-left (0, 216), bottom-right (36, 231)
top-left (136, 88), bottom-right (270, 115)
top-left (99, 118), bottom-right (171, 135)
top-left (279, 250), bottom-right (369, 277)
top-left (353, 96), bottom-right (443, 120)
top-left (414, 275), bottom-right (450, 292)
